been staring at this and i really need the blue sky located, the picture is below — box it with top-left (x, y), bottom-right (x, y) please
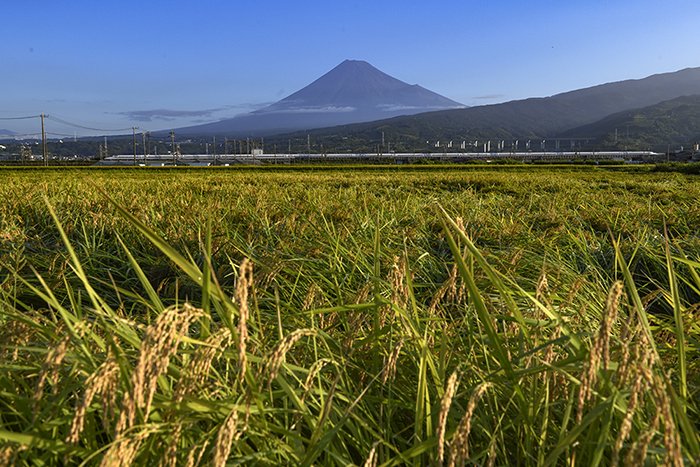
top-left (2, 0), bottom-right (700, 136)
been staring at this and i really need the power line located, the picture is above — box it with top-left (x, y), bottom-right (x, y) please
top-left (46, 115), bottom-right (134, 132)
top-left (0, 132), bottom-right (78, 138)
top-left (0, 115), bottom-right (40, 120)
top-left (46, 132), bottom-right (80, 138)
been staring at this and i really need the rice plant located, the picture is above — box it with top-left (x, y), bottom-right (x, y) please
top-left (0, 166), bottom-right (698, 465)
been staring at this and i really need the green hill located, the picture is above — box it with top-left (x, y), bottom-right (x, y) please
top-left (559, 95), bottom-right (700, 150)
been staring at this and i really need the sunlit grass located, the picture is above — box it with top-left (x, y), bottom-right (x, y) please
top-left (0, 166), bottom-right (698, 465)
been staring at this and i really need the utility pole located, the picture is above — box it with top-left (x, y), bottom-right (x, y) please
top-left (170, 130), bottom-right (176, 165)
top-left (132, 127), bottom-right (138, 166)
top-left (288, 139), bottom-right (291, 154)
top-left (40, 113), bottom-right (47, 166)
top-left (141, 132), bottom-right (146, 165)
top-left (307, 134), bottom-right (310, 153)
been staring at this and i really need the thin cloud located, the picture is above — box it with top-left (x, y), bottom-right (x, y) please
top-left (116, 108), bottom-right (228, 122)
top-left (261, 106), bottom-right (356, 114)
top-left (115, 102), bottom-right (275, 122)
top-left (472, 94), bottom-right (505, 100)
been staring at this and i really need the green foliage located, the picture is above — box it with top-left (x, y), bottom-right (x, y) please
top-left (563, 95), bottom-right (700, 151)
top-left (0, 166), bottom-right (699, 465)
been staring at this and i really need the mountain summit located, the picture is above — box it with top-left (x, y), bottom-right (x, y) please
top-left (260, 59), bottom-right (463, 114)
top-left (173, 60), bottom-right (463, 136)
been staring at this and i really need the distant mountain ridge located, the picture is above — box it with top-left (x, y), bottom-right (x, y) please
top-left (171, 60), bottom-right (464, 136)
top-left (280, 66), bottom-right (700, 145)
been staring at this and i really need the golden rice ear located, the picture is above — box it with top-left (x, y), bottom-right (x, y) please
top-left (577, 281), bottom-right (623, 422)
top-left (116, 304), bottom-right (203, 436)
top-left (212, 408), bottom-right (241, 467)
top-left (67, 356), bottom-right (120, 444)
top-left (651, 374), bottom-right (683, 467)
top-left (449, 382), bottom-right (491, 467)
top-left (261, 329), bottom-right (316, 387)
top-left (100, 427), bottom-right (156, 467)
top-left (437, 370), bottom-right (460, 464)
top-left (33, 332), bottom-right (71, 411)
top-left (235, 258), bottom-right (253, 384)
top-left (185, 440), bottom-right (210, 467)
top-left (174, 326), bottom-right (232, 402)
top-left (381, 339), bottom-right (404, 384)
top-left (363, 441), bottom-right (380, 467)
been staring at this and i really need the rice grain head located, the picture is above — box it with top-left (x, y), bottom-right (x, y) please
top-left (301, 358), bottom-right (332, 404)
top-left (67, 355), bottom-right (120, 444)
top-left (448, 382), bottom-right (491, 467)
top-left (212, 408), bottom-right (240, 467)
top-left (302, 283), bottom-right (319, 311)
top-left (577, 281), bottom-right (623, 422)
top-left (389, 256), bottom-right (409, 308)
top-left (437, 370), bottom-right (460, 464)
top-left (116, 304), bottom-right (202, 436)
top-left (535, 271), bottom-right (549, 303)
top-left (33, 333), bottom-right (71, 409)
top-left (624, 414), bottom-right (659, 467)
top-left (262, 329), bottom-right (316, 386)
top-left (175, 327), bottom-right (232, 401)
top-left (615, 323), bottom-right (635, 387)
top-left (600, 281), bottom-right (623, 371)
top-left (363, 441), bottom-right (380, 467)
top-left (185, 440), bottom-right (209, 467)
top-left (162, 422), bottom-right (182, 467)
top-left (381, 339), bottom-right (404, 384)
top-left (0, 444), bottom-right (16, 465)
top-left (0, 317), bottom-right (36, 362)
top-left (354, 282), bottom-right (372, 304)
top-left (236, 259), bottom-right (253, 384)
top-left (611, 370), bottom-right (647, 465)
top-left (651, 374), bottom-right (682, 467)
top-left (100, 428), bottom-right (154, 467)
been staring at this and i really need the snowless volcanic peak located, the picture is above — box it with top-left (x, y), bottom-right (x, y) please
top-left (258, 59), bottom-right (464, 114)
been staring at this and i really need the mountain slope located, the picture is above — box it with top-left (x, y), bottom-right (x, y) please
top-left (172, 60), bottom-right (463, 136)
top-left (263, 59), bottom-right (461, 111)
top-left (558, 95), bottom-right (700, 149)
top-left (278, 66), bottom-right (700, 145)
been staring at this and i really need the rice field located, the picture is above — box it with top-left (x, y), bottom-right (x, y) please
top-left (0, 165), bottom-right (698, 465)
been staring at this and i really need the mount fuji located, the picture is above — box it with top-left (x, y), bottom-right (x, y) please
top-left (172, 60), bottom-right (464, 137)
